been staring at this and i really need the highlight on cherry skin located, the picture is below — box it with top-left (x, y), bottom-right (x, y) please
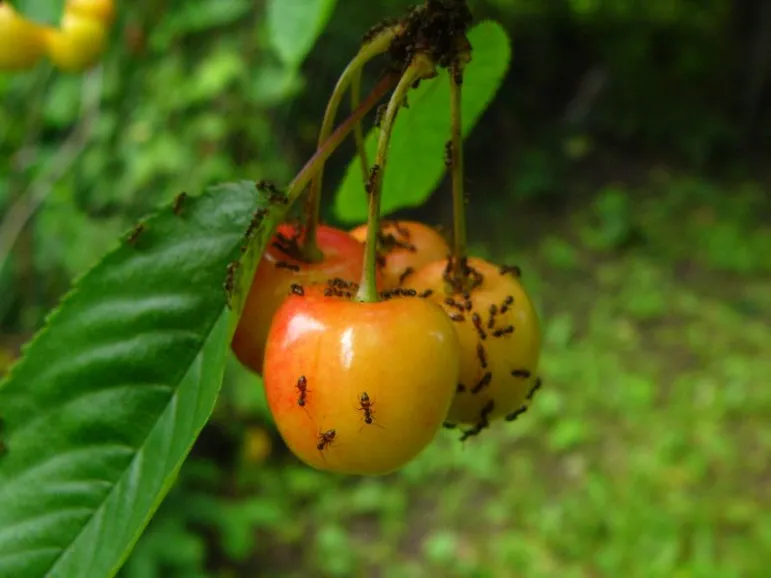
top-left (262, 281), bottom-right (461, 476)
top-left (409, 256), bottom-right (542, 427)
top-left (350, 220), bottom-right (450, 289)
top-left (232, 223), bottom-right (368, 375)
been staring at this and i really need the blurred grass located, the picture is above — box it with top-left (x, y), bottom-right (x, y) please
top-left (127, 171), bottom-right (771, 578)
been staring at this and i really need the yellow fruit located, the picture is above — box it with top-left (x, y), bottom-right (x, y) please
top-left (44, 12), bottom-right (107, 72)
top-left (0, 3), bottom-right (47, 71)
top-left (65, 0), bottom-right (115, 25)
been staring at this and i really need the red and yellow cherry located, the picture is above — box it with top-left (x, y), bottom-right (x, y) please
top-left (263, 284), bottom-right (460, 475)
top-left (409, 257), bottom-right (541, 426)
top-left (232, 224), bottom-right (368, 375)
top-left (43, 11), bottom-right (108, 72)
top-left (350, 220), bottom-right (449, 289)
top-left (0, 3), bottom-right (47, 71)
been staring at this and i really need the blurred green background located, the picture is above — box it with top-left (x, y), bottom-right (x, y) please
top-left (2, 0), bottom-right (771, 576)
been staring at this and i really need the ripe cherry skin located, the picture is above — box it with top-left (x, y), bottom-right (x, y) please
top-left (0, 4), bottom-right (47, 70)
top-left (263, 288), bottom-right (460, 475)
top-left (43, 11), bottom-right (108, 72)
top-left (409, 257), bottom-right (542, 425)
top-left (232, 224), bottom-right (367, 375)
top-left (65, 0), bottom-right (115, 25)
top-left (350, 220), bottom-right (449, 289)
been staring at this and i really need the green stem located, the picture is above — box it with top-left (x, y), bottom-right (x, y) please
top-left (449, 63), bottom-right (468, 288)
top-left (303, 25), bottom-right (400, 261)
top-left (356, 55), bottom-right (438, 303)
top-left (285, 72), bottom-right (399, 208)
top-left (351, 67), bottom-right (371, 185)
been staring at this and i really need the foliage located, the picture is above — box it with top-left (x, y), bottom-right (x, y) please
top-left (333, 20), bottom-right (511, 221)
top-left (1, 0), bottom-right (770, 576)
top-left (0, 182), bottom-right (290, 576)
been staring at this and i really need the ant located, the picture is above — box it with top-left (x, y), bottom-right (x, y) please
top-left (365, 165), bottom-right (381, 194)
top-left (511, 369), bottom-right (531, 379)
top-left (471, 313), bottom-right (487, 340)
top-left (356, 392), bottom-right (384, 429)
top-left (444, 140), bottom-right (453, 169)
top-left (296, 376), bottom-right (310, 407)
top-left (276, 261), bottom-right (300, 272)
top-left (492, 326), bottom-right (514, 338)
top-left (317, 429), bottom-right (336, 451)
top-left (527, 377), bottom-right (542, 401)
top-left (398, 267), bottom-right (415, 286)
top-left (127, 223), bottom-right (145, 245)
top-left (224, 261), bottom-right (239, 307)
top-left (505, 406), bottom-right (527, 422)
top-left (476, 343), bottom-right (488, 369)
top-left (172, 191), bottom-right (188, 215)
top-left (487, 304), bottom-right (498, 329)
top-left (471, 371), bottom-right (492, 394)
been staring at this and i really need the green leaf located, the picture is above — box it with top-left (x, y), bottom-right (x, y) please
top-left (0, 182), bottom-right (287, 577)
top-left (266, 0), bottom-right (338, 68)
top-left (10, 0), bottom-right (65, 26)
top-left (333, 21), bottom-right (512, 223)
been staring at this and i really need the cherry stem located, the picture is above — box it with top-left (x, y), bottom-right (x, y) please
top-left (449, 64), bottom-right (468, 289)
top-left (285, 72), bottom-right (400, 211)
top-left (302, 26), bottom-right (400, 262)
top-left (351, 67), bottom-right (371, 186)
top-left (356, 55), bottom-right (438, 303)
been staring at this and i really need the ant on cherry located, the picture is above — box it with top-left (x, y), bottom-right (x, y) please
top-left (356, 392), bottom-right (384, 430)
top-left (317, 429), bottom-right (336, 452)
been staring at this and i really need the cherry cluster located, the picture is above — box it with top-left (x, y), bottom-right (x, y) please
top-left (230, 0), bottom-right (542, 476)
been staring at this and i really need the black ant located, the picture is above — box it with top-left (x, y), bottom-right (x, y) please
top-left (450, 313), bottom-right (465, 322)
top-left (499, 265), bottom-right (522, 278)
top-left (275, 261), bottom-right (300, 272)
top-left (444, 297), bottom-right (465, 312)
top-left (398, 267), bottom-right (415, 286)
top-left (172, 192), bottom-right (187, 215)
top-left (224, 261), bottom-right (239, 307)
top-left (290, 283), bottom-right (305, 296)
top-left (471, 313), bottom-right (487, 340)
top-left (505, 406), bottom-right (527, 422)
top-left (476, 343), bottom-right (488, 369)
top-left (492, 326), bottom-right (514, 337)
top-left (499, 295), bottom-right (514, 314)
top-left (511, 369), bottom-right (531, 379)
top-left (444, 140), bottom-right (453, 169)
top-left (487, 304), bottom-right (497, 329)
top-left (365, 165), bottom-right (381, 194)
top-left (296, 376), bottom-right (310, 407)
top-left (356, 392), bottom-right (384, 429)
top-left (527, 377), bottom-right (542, 400)
top-left (471, 371), bottom-right (492, 394)
top-left (127, 223), bottom-right (145, 245)
top-left (317, 429), bottom-right (336, 451)
top-left (418, 289), bottom-right (433, 298)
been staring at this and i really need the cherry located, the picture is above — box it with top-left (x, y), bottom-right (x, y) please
top-left (350, 220), bottom-right (450, 289)
top-left (65, 0), bottom-right (115, 25)
top-left (232, 223), bottom-right (368, 375)
top-left (262, 283), bottom-right (460, 475)
top-left (0, 3), bottom-right (47, 71)
top-left (409, 257), bottom-right (541, 427)
top-left (43, 11), bottom-right (108, 72)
